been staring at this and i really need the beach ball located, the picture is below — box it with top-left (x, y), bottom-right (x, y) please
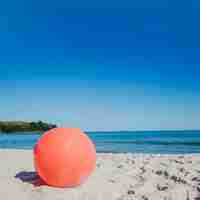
top-left (34, 128), bottom-right (96, 188)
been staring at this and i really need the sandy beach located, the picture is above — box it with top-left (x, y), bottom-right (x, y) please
top-left (1, 149), bottom-right (200, 200)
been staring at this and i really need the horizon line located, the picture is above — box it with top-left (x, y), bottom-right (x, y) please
top-left (85, 129), bottom-right (200, 133)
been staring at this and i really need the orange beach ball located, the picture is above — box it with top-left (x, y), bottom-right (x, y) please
top-left (34, 128), bottom-right (96, 188)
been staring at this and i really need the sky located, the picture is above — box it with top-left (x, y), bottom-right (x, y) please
top-left (0, 0), bottom-right (200, 131)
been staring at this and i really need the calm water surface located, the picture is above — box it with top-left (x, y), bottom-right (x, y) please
top-left (1, 130), bottom-right (200, 154)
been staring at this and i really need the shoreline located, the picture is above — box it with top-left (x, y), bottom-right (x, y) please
top-left (1, 148), bottom-right (200, 156)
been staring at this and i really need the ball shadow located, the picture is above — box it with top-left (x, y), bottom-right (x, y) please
top-left (15, 171), bottom-right (47, 187)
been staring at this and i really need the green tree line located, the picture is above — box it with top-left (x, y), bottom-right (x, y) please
top-left (0, 121), bottom-right (57, 133)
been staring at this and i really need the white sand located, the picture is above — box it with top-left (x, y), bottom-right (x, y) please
top-left (1, 149), bottom-right (200, 200)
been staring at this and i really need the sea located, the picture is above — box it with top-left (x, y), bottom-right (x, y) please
top-left (1, 130), bottom-right (200, 154)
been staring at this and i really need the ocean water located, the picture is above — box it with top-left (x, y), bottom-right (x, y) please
top-left (0, 130), bottom-right (200, 154)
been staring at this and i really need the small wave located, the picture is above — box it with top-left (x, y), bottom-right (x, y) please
top-left (96, 140), bottom-right (200, 145)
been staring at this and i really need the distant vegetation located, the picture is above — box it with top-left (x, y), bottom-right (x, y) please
top-left (0, 121), bottom-right (57, 133)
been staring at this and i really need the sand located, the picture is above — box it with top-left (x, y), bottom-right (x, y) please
top-left (0, 149), bottom-right (200, 200)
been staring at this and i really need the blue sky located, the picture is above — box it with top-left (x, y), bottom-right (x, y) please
top-left (0, 0), bottom-right (200, 131)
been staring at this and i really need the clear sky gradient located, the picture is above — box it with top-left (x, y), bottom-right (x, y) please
top-left (0, 0), bottom-right (200, 131)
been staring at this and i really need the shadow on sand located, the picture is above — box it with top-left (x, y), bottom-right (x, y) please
top-left (15, 171), bottom-right (47, 186)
